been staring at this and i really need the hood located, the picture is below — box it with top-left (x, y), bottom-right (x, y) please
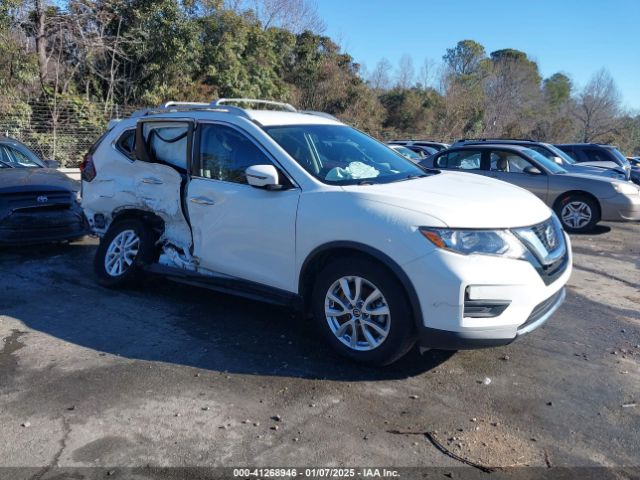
top-left (342, 171), bottom-right (551, 229)
top-left (0, 168), bottom-right (79, 192)
top-left (568, 163), bottom-right (626, 178)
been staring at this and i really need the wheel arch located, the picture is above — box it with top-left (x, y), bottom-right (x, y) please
top-left (552, 190), bottom-right (602, 221)
top-left (299, 241), bottom-right (423, 330)
top-left (110, 208), bottom-right (165, 236)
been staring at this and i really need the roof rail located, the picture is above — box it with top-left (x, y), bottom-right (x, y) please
top-left (162, 101), bottom-right (211, 108)
top-left (300, 110), bottom-right (339, 121)
top-left (212, 98), bottom-right (297, 112)
top-left (455, 137), bottom-right (535, 143)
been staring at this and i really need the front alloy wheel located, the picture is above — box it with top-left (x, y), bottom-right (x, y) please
top-left (325, 276), bottom-right (391, 351)
top-left (312, 258), bottom-right (416, 365)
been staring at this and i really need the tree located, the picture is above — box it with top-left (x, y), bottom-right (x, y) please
top-left (543, 73), bottom-right (572, 108)
top-left (443, 39), bottom-right (486, 77)
top-left (368, 58), bottom-right (392, 91)
top-left (574, 69), bottom-right (622, 142)
top-left (482, 48), bottom-right (542, 136)
top-left (395, 55), bottom-right (414, 89)
top-left (228, 0), bottom-right (325, 33)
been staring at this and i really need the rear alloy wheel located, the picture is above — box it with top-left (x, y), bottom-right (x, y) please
top-left (312, 258), bottom-right (416, 365)
top-left (104, 229), bottom-right (140, 277)
top-left (94, 219), bottom-right (156, 287)
top-left (556, 195), bottom-right (599, 233)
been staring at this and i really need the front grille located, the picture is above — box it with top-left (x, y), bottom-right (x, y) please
top-left (3, 190), bottom-right (72, 210)
top-left (537, 253), bottom-right (568, 285)
top-left (518, 288), bottom-right (565, 332)
top-left (530, 218), bottom-right (559, 252)
top-left (513, 216), bottom-right (569, 285)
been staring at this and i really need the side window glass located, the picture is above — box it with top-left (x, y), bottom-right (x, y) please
top-left (198, 124), bottom-right (273, 184)
top-left (448, 150), bottom-right (481, 170)
top-left (490, 152), bottom-right (532, 172)
top-left (116, 129), bottom-right (136, 159)
top-left (142, 123), bottom-right (189, 171)
top-left (563, 149), bottom-right (578, 161)
top-left (583, 149), bottom-right (608, 163)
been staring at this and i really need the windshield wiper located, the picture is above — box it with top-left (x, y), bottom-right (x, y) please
top-left (391, 173), bottom-right (429, 183)
top-left (356, 179), bottom-right (375, 185)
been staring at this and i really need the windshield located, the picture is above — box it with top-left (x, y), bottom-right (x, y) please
top-left (606, 147), bottom-right (631, 167)
top-left (0, 144), bottom-right (44, 168)
top-left (392, 145), bottom-right (422, 160)
top-left (544, 144), bottom-right (576, 165)
top-left (265, 125), bottom-right (428, 185)
top-left (521, 148), bottom-right (567, 174)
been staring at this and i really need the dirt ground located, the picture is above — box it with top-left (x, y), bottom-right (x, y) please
top-left (0, 222), bottom-right (638, 479)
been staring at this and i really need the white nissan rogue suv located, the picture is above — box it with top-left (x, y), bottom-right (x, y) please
top-left (81, 99), bottom-right (572, 365)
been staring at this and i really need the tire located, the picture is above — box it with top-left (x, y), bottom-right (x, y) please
top-left (94, 219), bottom-right (156, 288)
top-left (311, 257), bottom-right (416, 366)
top-left (555, 194), bottom-right (599, 233)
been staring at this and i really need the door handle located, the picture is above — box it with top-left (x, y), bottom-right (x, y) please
top-left (141, 177), bottom-right (163, 185)
top-left (190, 197), bottom-right (215, 206)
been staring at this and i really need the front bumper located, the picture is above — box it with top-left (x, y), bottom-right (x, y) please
top-left (600, 192), bottom-right (640, 221)
top-left (403, 232), bottom-right (572, 350)
top-left (417, 288), bottom-right (566, 349)
top-left (0, 206), bottom-right (88, 246)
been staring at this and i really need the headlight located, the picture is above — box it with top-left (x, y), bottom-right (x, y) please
top-left (613, 182), bottom-right (639, 195)
top-left (419, 227), bottom-right (527, 259)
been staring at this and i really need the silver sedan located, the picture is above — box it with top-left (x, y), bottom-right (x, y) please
top-left (422, 144), bottom-right (640, 233)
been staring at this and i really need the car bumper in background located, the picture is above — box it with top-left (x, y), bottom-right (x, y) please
top-left (0, 206), bottom-right (88, 246)
top-left (600, 193), bottom-right (640, 221)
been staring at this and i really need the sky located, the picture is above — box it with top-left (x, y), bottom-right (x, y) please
top-left (315, 0), bottom-right (640, 110)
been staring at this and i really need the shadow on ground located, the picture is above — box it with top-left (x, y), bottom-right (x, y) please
top-left (1, 240), bottom-right (454, 382)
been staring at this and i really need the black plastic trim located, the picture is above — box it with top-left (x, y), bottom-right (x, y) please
top-left (146, 264), bottom-right (303, 309)
top-left (418, 327), bottom-right (515, 350)
top-left (463, 299), bottom-right (511, 318)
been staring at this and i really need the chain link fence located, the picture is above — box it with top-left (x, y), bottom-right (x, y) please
top-left (0, 98), bottom-right (140, 167)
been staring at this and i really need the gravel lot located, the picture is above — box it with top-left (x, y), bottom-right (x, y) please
top-left (0, 222), bottom-right (639, 478)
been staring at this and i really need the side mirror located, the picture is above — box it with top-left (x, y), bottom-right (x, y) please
top-left (246, 164), bottom-right (280, 189)
top-left (524, 166), bottom-right (542, 175)
top-left (44, 159), bottom-right (60, 168)
top-left (552, 156), bottom-right (563, 165)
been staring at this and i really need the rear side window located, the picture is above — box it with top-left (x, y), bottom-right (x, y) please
top-left (197, 124), bottom-right (273, 184)
top-left (582, 148), bottom-right (611, 163)
top-left (557, 147), bottom-right (578, 161)
top-left (116, 129), bottom-right (136, 160)
top-left (438, 150), bottom-right (482, 170)
top-left (141, 122), bottom-right (190, 171)
top-left (490, 151), bottom-right (533, 173)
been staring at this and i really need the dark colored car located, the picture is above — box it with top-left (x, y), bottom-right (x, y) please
top-left (555, 143), bottom-right (635, 184)
top-left (453, 139), bottom-right (629, 182)
top-left (421, 144), bottom-right (640, 232)
top-left (626, 157), bottom-right (640, 185)
top-left (0, 137), bottom-right (87, 245)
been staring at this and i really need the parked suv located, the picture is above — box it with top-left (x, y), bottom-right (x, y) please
top-left (555, 143), bottom-right (634, 183)
top-left (81, 99), bottom-right (571, 365)
top-left (452, 139), bottom-right (629, 181)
